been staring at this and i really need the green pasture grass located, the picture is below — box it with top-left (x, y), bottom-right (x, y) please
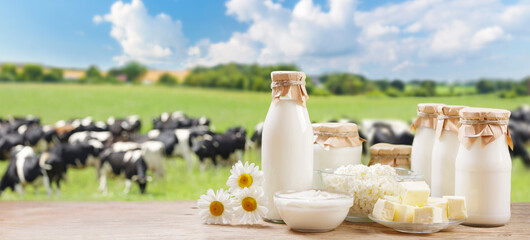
top-left (0, 83), bottom-right (528, 201)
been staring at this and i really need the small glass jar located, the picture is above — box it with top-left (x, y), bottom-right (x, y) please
top-left (368, 143), bottom-right (412, 169)
top-left (411, 103), bottom-right (445, 186)
top-left (455, 107), bottom-right (513, 226)
top-left (313, 122), bottom-right (364, 170)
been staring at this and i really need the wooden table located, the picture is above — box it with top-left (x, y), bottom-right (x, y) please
top-left (0, 202), bottom-right (528, 239)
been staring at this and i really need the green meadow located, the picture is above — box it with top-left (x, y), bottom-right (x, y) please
top-left (0, 83), bottom-right (528, 201)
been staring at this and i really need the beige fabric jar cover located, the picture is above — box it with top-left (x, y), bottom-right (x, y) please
top-left (411, 103), bottom-right (446, 131)
top-left (435, 105), bottom-right (467, 138)
top-left (458, 107), bottom-right (513, 150)
top-left (312, 122), bottom-right (365, 150)
top-left (368, 143), bottom-right (412, 168)
top-left (271, 71), bottom-right (308, 107)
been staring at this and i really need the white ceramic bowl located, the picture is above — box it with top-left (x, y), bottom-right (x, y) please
top-left (273, 189), bottom-right (353, 232)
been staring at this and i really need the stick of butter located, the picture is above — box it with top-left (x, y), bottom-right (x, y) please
top-left (443, 196), bottom-right (467, 220)
top-left (413, 206), bottom-right (443, 223)
top-left (428, 197), bottom-right (448, 222)
top-left (372, 199), bottom-right (395, 221)
top-left (399, 181), bottom-right (430, 207)
top-left (393, 203), bottom-right (409, 222)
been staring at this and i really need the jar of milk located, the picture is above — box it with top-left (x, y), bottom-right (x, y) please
top-left (455, 107), bottom-right (513, 226)
top-left (411, 103), bottom-right (445, 186)
top-left (431, 105), bottom-right (466, 197)
top-left (368, 143), bottom-right (412, 169)
top-left (313, 122), bottom-right (364, 187)
top-left (261, 71), bottom-right (313, 223)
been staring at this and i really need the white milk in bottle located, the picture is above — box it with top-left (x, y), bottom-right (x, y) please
top-left (261, 71), bottom-right (313, 222)
top-left (455, 107), bottom-right (512, 226)
top-left (312, 123), bottom-right (364, 187)
top-left (410, 103), bottom-right (445, 186)
top-left (431, 105), bottom-right (466, 197)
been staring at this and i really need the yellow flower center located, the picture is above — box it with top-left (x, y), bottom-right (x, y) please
top-left (238, 173), bottom-right (253, 188)
top-left (209, 201), bottom-right (224, 216)
top-left (241, 197), bottom-right (257, 212)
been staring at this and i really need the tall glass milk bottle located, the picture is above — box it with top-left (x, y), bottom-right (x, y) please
top-left (411, 103), bottom-right (445, 186)
top-left (455, 108), bottom-right (512, 226)
top-left (430, 105), bottom-right (466, 197)
top-left (261, 71), bottom-right (313, 223)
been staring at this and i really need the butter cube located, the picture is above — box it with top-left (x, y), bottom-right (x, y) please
top-left (372, 199), bottom-right (395, 221)
top-left (405, 206), bottom-right (415, 223)
top-left (393, 203), bottom-right (409, 222)
top-left (399, 181), bottom-right (430, 206)
top-left (384, 195), bottom-right (400, 203)
top-left (428, 197), bottom-right (448, 222)
top-left (413, 206), bottom-right (443, 223)
top-left (443, 196), bottom-right (467, 220)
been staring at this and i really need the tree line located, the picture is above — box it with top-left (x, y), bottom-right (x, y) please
top-left (1, 62), bottom-right (529, 98)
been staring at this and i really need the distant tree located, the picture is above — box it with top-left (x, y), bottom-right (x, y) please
top-left (1, 63), bottom-right (18, 77)
top-left (158, 73), bottom-right (178, 86)
top-left (374, 80), bottom-right (390, 91)
top-left (476, 79), bottom-right (496, 94)
top-left (390, 79), bottom-right (405, 91)
top-left (0, 72), bottom-right (15, 82)
top-left (421, 80), bottom-right (436, 96)
top-left (323, 73), bottom-right (367, 95)
top-left (121, 61), bottom-right (147, 83)
top-left (86, 65), bottom-right (102, 79)
top-left (42, 68), bottom-right (63, 82)
top-left (21, 64), bottom-right (44, 81)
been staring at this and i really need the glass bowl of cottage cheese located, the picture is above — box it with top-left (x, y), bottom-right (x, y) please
top-left (317, 164), bottom-right (422, 222)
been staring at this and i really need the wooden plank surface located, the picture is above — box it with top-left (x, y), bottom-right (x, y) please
top-left (0, 201), bottom-right (528, 239)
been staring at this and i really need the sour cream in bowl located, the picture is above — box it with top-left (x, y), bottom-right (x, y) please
top-left (273, 189), bottom-right (353, 232)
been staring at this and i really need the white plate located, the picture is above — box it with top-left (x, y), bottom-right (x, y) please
top-left (368, 214), bottom-right (466, 233)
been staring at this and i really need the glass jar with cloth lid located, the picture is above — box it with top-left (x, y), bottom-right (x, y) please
top-left (368, 143), bottom-right (412, 169)
top-left (455, 107), bottom-right (513, 226)
top-left (261, 71), bottom-right (313, 223)
top-left (411, 103), bottom-right (445, 186)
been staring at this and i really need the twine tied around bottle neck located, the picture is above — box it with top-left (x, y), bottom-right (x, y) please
top-left (270, 80), bottom-right (305, 88)
top-left (313, 131), bottom-right (356, 138)
top-left (459, 119), bottom-right (509, 125)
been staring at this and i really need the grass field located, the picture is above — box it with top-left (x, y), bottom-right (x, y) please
top-left (0, 83), bottom-right (529, 201)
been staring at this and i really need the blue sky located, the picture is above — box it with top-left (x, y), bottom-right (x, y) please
top-left (1, 0), bottom-right (530, 81)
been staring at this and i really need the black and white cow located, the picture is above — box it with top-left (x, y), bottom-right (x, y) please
top-left (107, 115), bottom-right (141, 139)
top-left (49, 140), bottom-right (105, 171)
top-left (192, 127), bottom-right (247, 170)
top-left (362, 119), bottom-right (414, 146)
top-left (0, 146), bottom-right (60, 197)
top-left (98, 149), bottom-right (151, 194)
top-left (111, 140), bottom-right (165, 178)
top-left (250, 122), bottom-right (264, 149)
top-left (152, 112), bottom-right (210, 131)
top-left (0, 133), bottom-right (24, 160)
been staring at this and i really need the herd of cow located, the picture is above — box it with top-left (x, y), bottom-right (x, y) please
top-left (1, 105), bottom-right (529, 197)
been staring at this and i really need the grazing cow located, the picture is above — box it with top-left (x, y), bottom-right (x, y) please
top-left (107, 115), bottom-right (142, 139)
top-left (511, 105), bottom-right (530, 122)
top-left (111, 141), bottom-right (165, 178)
top-left (362, 119), bottom-right (413, 145)
top-left (0, 146), bottom-right (55, 197)
top-left (98, 149), bottom-right (151, 194)
top-left (153, 112), bottom-right (210, 130)
top-left (68, 131), bottom-right (112, 145)
top-left (370, 122), bottom-right (415, 146)
top-left (49, 140), bottom-right (104, 170)
top-left (0, 134), bottom-right (24, 160)
top-left (192, 127), bottom-right (247, 170)
top-left (250, 122), bottom-right (264, 149)
top-left (509, 121), bottom-right (530, 167)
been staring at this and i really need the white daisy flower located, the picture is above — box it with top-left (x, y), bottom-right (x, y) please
top-left (226, 161), bottom-right (264, 194)
top-left (197, 188), bottom-right (233, 225)
top-left (232, 187), bottom-right (268, 225)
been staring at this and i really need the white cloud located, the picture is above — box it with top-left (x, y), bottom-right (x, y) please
top-left (95, 0), bottom-right (530, 78)
top-left (95, 0), bottom-right (187, 66)
top-left (93, 15), bottom-right (103, 24)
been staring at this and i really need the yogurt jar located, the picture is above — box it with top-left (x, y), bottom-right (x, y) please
top-left (431, 105), bottom-right (466, 197)
top-left (313, 122), bottom-right (364, 187)
top-left (368, 143), bottom-right (412, 169)
top-left (455, 107), bottom-right (513, 226)
top-left (274, 189), bottom-right (353, 232)
top-left (411, 103), bottom-right (445, 186)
